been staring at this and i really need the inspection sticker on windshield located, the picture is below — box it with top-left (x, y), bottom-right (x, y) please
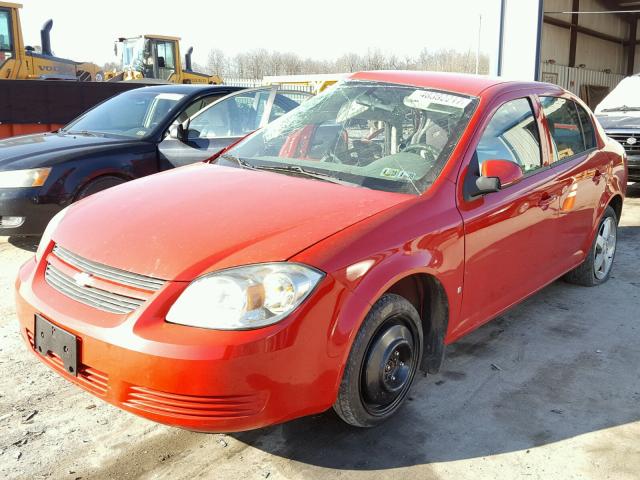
top-left (380, 168), bottom-right (417, 180)
top-left (404, 90), bottom-right (471, 110)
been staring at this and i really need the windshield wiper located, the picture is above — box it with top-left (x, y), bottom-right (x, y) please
top-left (220, 154), bottom-right (356, 186)
top-left (251, 164), bottom-right (357, 186)
top-left (601, 105), bottom-right (640, 112)
top-left (65, 130), bottom-right (103, 137)
top-left (219, 153), bottom-right (257, 170)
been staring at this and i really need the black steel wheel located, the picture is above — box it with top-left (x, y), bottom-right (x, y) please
top-left (334, 293), bottom-right (423, 427)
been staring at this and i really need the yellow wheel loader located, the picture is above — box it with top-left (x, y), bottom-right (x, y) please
top-left (0, 2), bottom-right (103, 81)
top-left (105, 35), bottom-right (222, 84)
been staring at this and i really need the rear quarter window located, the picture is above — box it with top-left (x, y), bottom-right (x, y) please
top-left (575, 103), bottom-right (596, 150)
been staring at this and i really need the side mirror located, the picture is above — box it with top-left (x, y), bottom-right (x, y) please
top-left (468, 159), bottom-right (524, 198)
top-left (481, 159), bottom-right (523, 188)
top-left (168, 123), bottom-right (186, 142)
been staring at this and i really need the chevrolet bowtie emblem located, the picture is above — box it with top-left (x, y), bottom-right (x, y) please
top-left (73, 272), bottom-right (93, 288)
top-left (627, 137), bottom-right (637, 145)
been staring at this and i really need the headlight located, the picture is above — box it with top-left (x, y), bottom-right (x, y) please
top-left (166, 263), bottom-right (324, 330)
top-left (35, 206), bottom-right (69, 263)
top-left (0, 168), bottom-right (51, 188)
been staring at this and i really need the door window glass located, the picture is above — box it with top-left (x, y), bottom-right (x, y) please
top-left (176, 94), bottom-right (227, 124)
top-left (155, 41), bottom-right (176, 80)
top-left (476, 98), bottom-right (542, 174)
top-left (188, 91), bottom-right (268, 139)
top-left (540, 96), bottom-right (586, 160)
top-left (0, 9), bottom-right (13, 61)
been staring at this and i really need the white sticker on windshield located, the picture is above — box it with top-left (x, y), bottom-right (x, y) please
top-left (380, 168), bottom-right (417, 180)
top-left (156, 93), bottom-right (185, 101)
top-left (404, 90), bottom-right (471, 110)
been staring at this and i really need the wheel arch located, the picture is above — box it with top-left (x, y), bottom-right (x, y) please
top-left (72, 172), bottom-right (133, 202)
top-left (607, 194), bottom-right (623, 224)
top-left (383, 273), bottom-right (449, 374)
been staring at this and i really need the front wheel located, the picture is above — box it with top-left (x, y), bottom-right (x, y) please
top-left (75, 176), bottom-right (126, 201)
top-left (564, 205), bottom-right (618, 286)
top-left (333, 293), bottom-right (423, 427)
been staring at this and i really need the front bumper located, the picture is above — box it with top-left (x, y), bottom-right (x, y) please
top-left (15, 257), bottom-right (358, 432)
top-left (0, 187), bottom-right (62, 236)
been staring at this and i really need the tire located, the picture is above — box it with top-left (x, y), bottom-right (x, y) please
top-left (76, 176), bottom-right (126, 201)
top-left (333, 293), bottom-right (423, 427)
top-left (564, 205), bottom-right (618, 287)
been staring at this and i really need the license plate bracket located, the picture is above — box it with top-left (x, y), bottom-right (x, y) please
top-left (34, 314), bottom-right (78, 376)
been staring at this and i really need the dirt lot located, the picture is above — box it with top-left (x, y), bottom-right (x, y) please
top-left (0, 186), bottom-right (639, 480)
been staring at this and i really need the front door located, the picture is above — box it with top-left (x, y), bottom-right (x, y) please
top-left (455, 95), bottom-right (563, 336)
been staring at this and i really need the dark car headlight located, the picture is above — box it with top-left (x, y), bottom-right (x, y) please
top-left (0, 168), bottom-right (51, 188)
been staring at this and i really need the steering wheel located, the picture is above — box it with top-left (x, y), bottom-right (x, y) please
top-left (403, 143), bottom-right (440, 162)
top-left (320, 152), bottom-right (343, 164)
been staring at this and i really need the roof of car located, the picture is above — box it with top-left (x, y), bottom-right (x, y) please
top-left (348, 70), bottom-right (557, 97)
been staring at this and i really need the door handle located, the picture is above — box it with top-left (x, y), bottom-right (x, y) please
top-left (593, 169), bottom-right (602, 182)
top-left (539, 193), bottom-right (557, 209)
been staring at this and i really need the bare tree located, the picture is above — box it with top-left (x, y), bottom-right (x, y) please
top-left (206, 48), bottom-right (227, 76)
top-left (220, 47), bottom-right (489, 79)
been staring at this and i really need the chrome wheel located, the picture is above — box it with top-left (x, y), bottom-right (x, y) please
top-left (594, 217), bottom-right (616, 280)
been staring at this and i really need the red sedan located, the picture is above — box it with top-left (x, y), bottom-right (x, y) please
top-left (15, 71), bottom-right (627, 431)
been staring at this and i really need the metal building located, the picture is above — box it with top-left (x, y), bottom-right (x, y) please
top-left (497, 0), bottom-right (639, 107)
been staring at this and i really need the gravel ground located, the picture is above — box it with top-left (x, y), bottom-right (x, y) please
top-left (0, 185), bottom-right (638, 480)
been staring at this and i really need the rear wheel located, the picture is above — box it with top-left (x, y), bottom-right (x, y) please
top-left (564, 206), bottom-right (618, 286)
top-left (334, 294), bottom-right (423, 427)
top-left (76, 176), bottom-right (126, 201)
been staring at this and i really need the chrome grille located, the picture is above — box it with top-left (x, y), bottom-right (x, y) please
top-left (45, 263), bottom-right (145, 314)
top-left (608, 133), bottom-right (640, 154)
top-left (53, 245), bottom-right (165, 291)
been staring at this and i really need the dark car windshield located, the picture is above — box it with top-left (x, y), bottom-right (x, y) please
top-left (221, 81), bottom-right (478, 194)
top-left (63, 90), bottom-right (186, 138)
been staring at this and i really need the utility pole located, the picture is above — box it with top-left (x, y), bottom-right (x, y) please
top-left (476, 14), bottom-right (482, 74)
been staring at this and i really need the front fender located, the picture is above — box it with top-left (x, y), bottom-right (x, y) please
top-left (292, 183), bottom-right (465, 387)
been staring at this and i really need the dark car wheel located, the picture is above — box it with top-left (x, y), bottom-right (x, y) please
top-left (564, 205), bottom-right (618, 287)
top-left (334, 293), bottom-right (423, 427)
top-left (76, 176), bottom-right (126, 201)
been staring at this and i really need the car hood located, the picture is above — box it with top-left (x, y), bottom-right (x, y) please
top-left (0, 132), bottom-right (140, 170)
top-left (53, 164), bottom-right (413, 281)
top-left (596, 113), bottom-right (640, 130)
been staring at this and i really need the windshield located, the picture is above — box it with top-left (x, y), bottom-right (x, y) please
top-left (595, 75), bottom-right (640, 114)
top-left (0, 8), bottom-right (13, 67)
top-left (121, 37), bottom-right (145, 72)
top-left (222, 81), bottom-right (477, 194)
top-left (64, 90), bottom-right (185, 138)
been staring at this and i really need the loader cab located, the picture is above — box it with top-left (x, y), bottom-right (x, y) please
top-left (120, 35), bottom-right (180, 82)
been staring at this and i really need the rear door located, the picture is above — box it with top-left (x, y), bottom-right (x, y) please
top-left (455, 93), bottom-right (563, 335)
top-left (157, 88), bottom-right (307, 168)
top-left (539, 96), bottom-right (606, 272)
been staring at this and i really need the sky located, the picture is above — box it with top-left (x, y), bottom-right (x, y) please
top-left (17, 0), bottom-right (502, 68)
